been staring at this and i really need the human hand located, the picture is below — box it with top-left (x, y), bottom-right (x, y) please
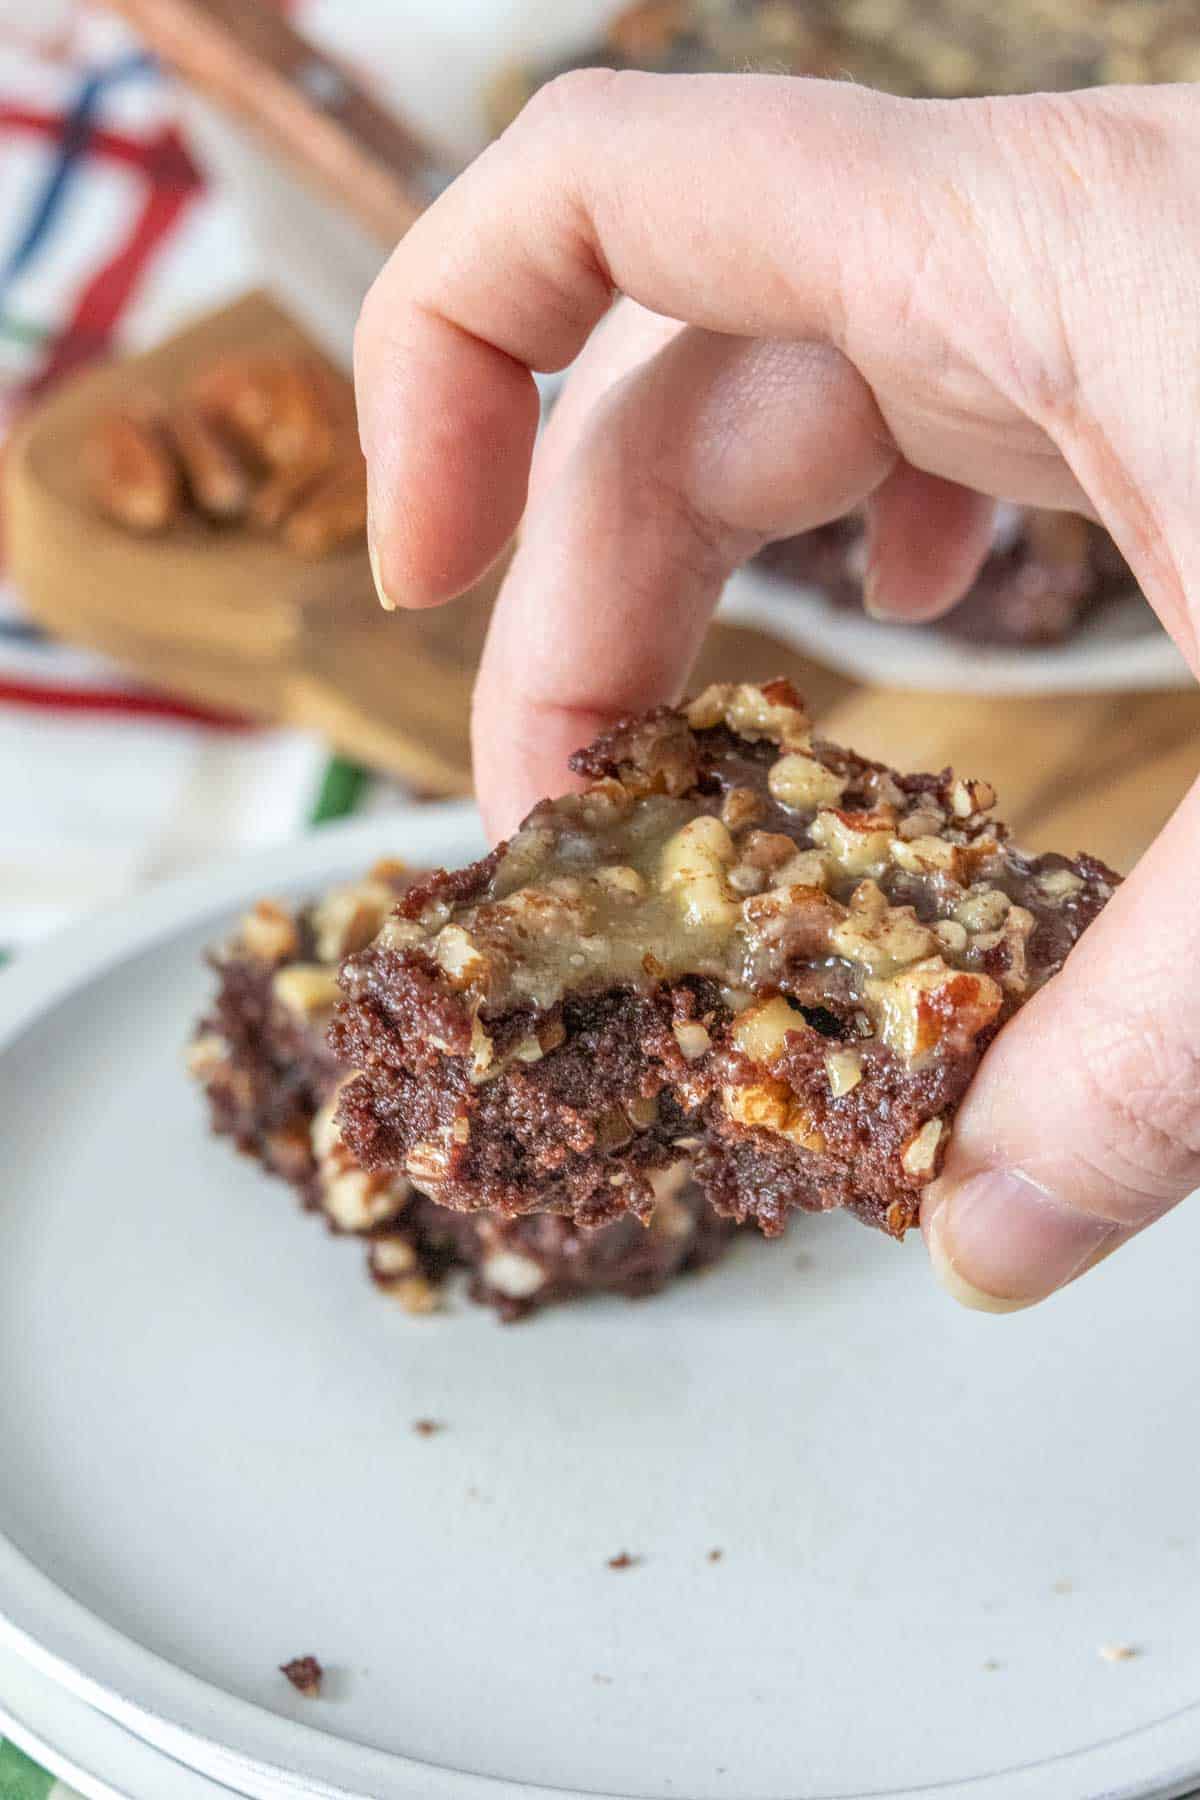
top-left (354, 73), bottom-right (1200, 1310)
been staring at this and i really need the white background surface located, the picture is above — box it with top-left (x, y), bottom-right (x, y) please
top-left (1, 810), bottom-right (1199, 1800)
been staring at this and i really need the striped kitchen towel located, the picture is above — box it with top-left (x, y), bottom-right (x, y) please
top-left (0, 2), bottom-right (400, 963)
top-left (0, 1737), bottom-right (81, 1800)
top-left (0, 7), bottom-right (412, 1793)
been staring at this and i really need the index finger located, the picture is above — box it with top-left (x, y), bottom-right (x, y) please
top-left (353, 71), bottom-right (1027, 610)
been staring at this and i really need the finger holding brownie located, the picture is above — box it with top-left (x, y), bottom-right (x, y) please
top-left (353, 74), bottom-right (1200, 1313)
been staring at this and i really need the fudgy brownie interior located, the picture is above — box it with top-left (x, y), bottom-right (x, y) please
top-left (334, 682), bottom-right (1117, 1237)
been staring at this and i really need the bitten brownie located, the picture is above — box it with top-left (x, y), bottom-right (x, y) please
top-left (333, 682), bottom-right (1117, 1238)
top-left (189, 861), bottom-right (732, 1321)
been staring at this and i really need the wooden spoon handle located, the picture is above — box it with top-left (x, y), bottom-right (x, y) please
top-left (106, 0), bottom-right (449, 243)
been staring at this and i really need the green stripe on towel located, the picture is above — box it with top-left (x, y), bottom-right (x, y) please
top-left (0, 1738), bottom-right (57, 1799)
top-left (309, 754), bottom-right (369, 827)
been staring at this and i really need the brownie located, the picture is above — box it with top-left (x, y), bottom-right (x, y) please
top-left (756, 510), bottom-right (1137, 648)
top-left (334, 682), bottom-right (1117, 1238)
top-left (189, 861), bottom-right (733, 1322)
top-left (492, 0), bottom-right (1200, 119)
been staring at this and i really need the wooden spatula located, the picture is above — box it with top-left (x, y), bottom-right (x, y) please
top-left (104, 0), bottom-right (453, 243)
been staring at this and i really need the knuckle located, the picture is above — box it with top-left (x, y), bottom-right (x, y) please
top-left (971, 99), bottom-right (1085, 420)
top-left (503, 69), bottom-right (621, 340)
top-left (1034, 89), bottom-right (1177, 199)
top-left (643, 457), bottom-right (752, 582)
top-left (514, 65), bottom-right (625, 142)
top-left (979, 91), bottom-right (1173, 422)
top-left (595, 349), bottom-right (762, 574)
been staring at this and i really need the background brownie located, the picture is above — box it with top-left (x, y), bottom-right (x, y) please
top-left (190, 862), bottom-right (733, 1322)
top-left (334, 682), bottom-right (1116, 1238)
top-left (492, 0), bottom-right (1200, 111)
top-left (756, 511), bottom-right (1135, 648)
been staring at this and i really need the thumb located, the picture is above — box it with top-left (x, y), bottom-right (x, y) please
top-left (923, 779), bottom-right (1200, 1311)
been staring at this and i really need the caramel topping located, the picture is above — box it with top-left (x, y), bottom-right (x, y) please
top-left (359, 684), bottom-right (1054, 1070)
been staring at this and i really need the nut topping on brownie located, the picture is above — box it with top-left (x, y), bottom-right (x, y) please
top-left (333, 682), bottom-right (1117, 1238)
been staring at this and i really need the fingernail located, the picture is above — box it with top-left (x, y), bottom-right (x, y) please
top-left (367, 512), bottom-right (396, 612)
top-left (926, 1171), bottom-right (1118, 1312)
top-left (862, 557), bottom-right (901, 622)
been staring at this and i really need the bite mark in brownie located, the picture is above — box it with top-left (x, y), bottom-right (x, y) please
top-left (190, 860), bottom-right (733, 1321)
top-left (334, 682), bottom-right (1116, 1238)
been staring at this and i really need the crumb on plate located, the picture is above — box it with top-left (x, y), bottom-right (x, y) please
top-left (280, 1655), bottom-right (323, 1696)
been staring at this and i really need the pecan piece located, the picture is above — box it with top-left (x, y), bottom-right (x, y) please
top-left (163, 401), bottom-right (254, 520)
top-left (85, 404), bottom-right (182, 533)
top-left (280, 457), bottom-right (368, 557)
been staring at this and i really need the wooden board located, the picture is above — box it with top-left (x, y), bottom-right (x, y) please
top-left (5, 291), bottom-right (1197, 864)
top-left (4, 293), bottom-right (496, 795)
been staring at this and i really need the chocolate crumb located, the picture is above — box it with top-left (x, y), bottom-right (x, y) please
top-left (707, 1548), bottom-right (724, 1563)
top-left (413, 1418), bottom-right (444, 1436)
top-left (280, 1655), bottom-right (323, 1696)
top-left (607, 1552), bottom-right (642, 1571)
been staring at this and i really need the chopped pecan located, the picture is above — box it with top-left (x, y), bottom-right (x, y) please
top-left (85, 404), bottom-right (182, 533)
top-left (163, 402), bottom-right (254, 520)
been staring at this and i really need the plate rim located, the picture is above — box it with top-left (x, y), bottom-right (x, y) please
top-left (0, 1633), bottom-right (238, 1800)
top-left (0, 805), bottom-right (482, 1065)
top-left (3, 802), bottom-right (1200, 1800)
top-left (0, 803), bottom-right (619, 1800)
top-left (720, 566), bottom-right (1192, 697)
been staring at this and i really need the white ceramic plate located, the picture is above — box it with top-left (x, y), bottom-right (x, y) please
top-left (721, 567), bottom-right (1192, 696)
top-left (0, 1633), bottom-right (236, 1798)
top-left (2, 805), bottom-right (1200, 1800)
